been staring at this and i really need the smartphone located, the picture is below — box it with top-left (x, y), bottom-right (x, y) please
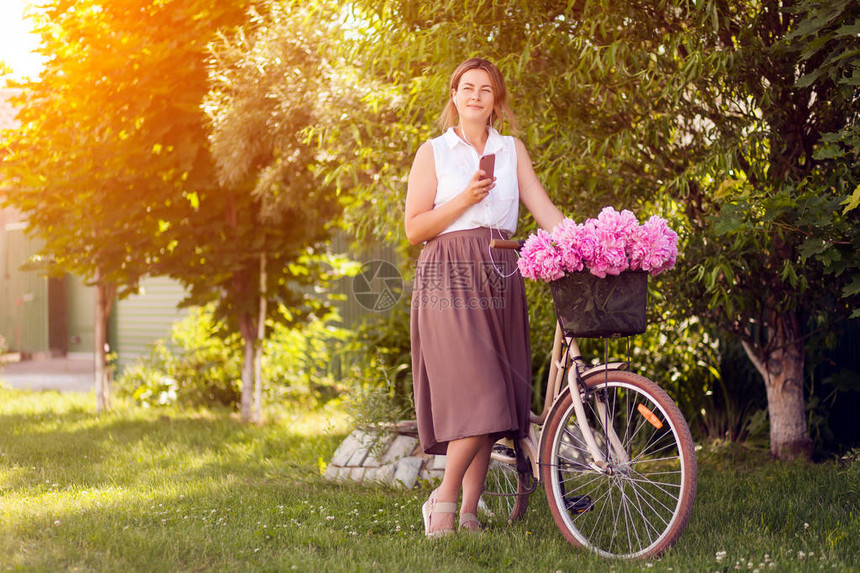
top-left (479, 154), bottom-right (495, 181)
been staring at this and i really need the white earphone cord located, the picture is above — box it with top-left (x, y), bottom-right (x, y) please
top-left (455, 95), bottom-right (520, 279)
top-left (486, 176), bottom-right (543, 279)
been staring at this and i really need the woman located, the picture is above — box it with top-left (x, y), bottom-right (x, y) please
top-left (405, 57), bottom-right (563, 537)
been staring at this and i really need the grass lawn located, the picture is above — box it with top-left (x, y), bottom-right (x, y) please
top-left (1, 386), bottom-right (858, 572)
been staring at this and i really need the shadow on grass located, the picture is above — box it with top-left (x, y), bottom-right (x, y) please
top-left (0, 389), bottom-right (345, 492)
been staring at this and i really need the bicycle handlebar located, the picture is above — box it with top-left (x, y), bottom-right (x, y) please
top-left (489, 239), bottom-right (524, 250)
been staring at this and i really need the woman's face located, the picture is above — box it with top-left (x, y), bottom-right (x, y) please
top-left (452, 68), bottom-right (495, 123)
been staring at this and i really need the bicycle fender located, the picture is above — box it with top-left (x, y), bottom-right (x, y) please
top-left (579, 361), bottom-right (629, 379)
top-left (536, 362), bottom-right (629, 468)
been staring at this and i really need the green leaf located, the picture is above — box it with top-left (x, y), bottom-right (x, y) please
top-left (812, 142), bottom-right (846, 160)
top-left (835, 22), bottom-right (860, 37)
top-left (841, 184), bottom-right (860, 214)
top-left (798, 238), bottom-right (832, 259)
top-left (712, 215), bottom-right (744, 236)
top-left (843, 274), bottom-right (860, 297)
top-left (795, 66), bottom-right (825, 88)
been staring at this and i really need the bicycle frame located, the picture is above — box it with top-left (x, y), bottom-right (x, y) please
top-left (517, 322), bottom-right (631, 478)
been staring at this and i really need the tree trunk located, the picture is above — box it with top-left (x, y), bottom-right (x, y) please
top-left (253, 252), bottom-right (267, 424)
top-left (238, 311), bottom-right (256, 423)
top-left (93, 272), bottom-right (116, 414)
top-left (741, 309), bottom-right (813, 460)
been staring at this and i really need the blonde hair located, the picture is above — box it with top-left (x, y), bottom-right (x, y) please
top-left (437, 57), bottom-right (518, 134)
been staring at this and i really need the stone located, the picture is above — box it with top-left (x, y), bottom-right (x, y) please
top-left (346, 430), bottom-right (376, 467)
top-left (392, 456), bottom-right (423, 489)
top-left (323, 423), bottom-right (445, 489)
top-left (336, 466), bottom-right (352, 481)
top-left (322, 463), bottom-right (340, 481)
top-left (329, 430), bottom-right (364, 467)
top-left (375, 463), bottom-right (395, 485)
top-left (362, 432), bottom-right (392, 468)
top-left (382, 435), bottom-right (419, 464)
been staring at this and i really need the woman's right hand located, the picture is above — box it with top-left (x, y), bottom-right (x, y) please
top-left (460, 170), bottom-right (496, 206)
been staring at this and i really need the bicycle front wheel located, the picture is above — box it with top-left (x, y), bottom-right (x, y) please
top-left (540, 370), bottom-right (697, 559)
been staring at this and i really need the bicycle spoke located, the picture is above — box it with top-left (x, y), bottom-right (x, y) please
top-left (621, 482), bottom-right (644, 553)
top-left (555, 454), bottom-right (597, 472)
top-left (624, 473), bottom-right (683, 489)
top-left (543, 374), bottom-right (697, 559)
top-left (630, 441), bottom-right (682, 465)
top-left (625, 473), bottom-right (680, 517)
top-left (482, 450), bottom-right (532, 523)
top-left (625, 478), bottom-right (661, 545)
top-left (624, 475), bottom-right (673, 527)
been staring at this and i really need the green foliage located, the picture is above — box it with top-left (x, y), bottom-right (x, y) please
top-left (117, 304), bottom-right (411, 412)
top-left (156, 0), bottom-right (346, 339)
top-left (697, 339), bottom-right (770, 448)
top-left (1, 0), bottom-right (346, 417)
top-left (117, 306), bottom-right (243, 408)
top-left (328, 0), bottom-right (859, 456)
top-left (0, 0), bottom-right (249, 293)
top-left (340, 307), bottom-right (415, 429)
top-left (0, 0), bottom-right (253, 411)
top-left (264, 311), bottom-right (353, 405)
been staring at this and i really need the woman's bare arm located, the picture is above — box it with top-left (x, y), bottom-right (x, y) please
top-left (404, 142), bottom-right (494, 245)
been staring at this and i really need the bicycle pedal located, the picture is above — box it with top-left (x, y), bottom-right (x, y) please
top-left (491, 443), bottom-right (516, 463)
top-left (565, 495), bottom-right (594, 514)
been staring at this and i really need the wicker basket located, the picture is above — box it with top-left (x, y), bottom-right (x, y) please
top-left (548, 271), bottom-right (647, 338)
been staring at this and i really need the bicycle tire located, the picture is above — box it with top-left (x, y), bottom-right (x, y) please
top-left (481, 446), bottom-right (533, 523)
top-left (540, 370), bottom-right (697, 559)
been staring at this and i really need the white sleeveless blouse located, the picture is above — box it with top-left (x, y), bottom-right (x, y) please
top-left (430, 127), bottom-right (519, 235)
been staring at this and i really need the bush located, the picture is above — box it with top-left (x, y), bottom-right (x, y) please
top-left (340, 306), bottom-right (414, 430)
top-left (264, 311), bottom-right (352, 406)
top-left (117, 306), bottom-right (243, 408)
top-left (527, 280), bottom-right (770, 447)
top-left (117, 305), bottom-right (358, 410)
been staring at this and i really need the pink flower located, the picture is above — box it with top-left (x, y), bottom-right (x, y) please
top-left (573, 220), bottom-right (601, 264)
top-left (628, 216), bottom-right (678, 276)
top-left (551, 218), bottom-right (586, 273)
top-left (595, 206), bottom-right (639, 243)
top-left (517, 207), bottom-right (678, 282)
top-left (517, 229), bottom-right (564, 281)
top-left (588, 226), bottom-right (629, 277)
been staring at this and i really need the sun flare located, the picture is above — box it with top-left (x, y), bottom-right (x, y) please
top-left (0, 0), bottom-right (44, 82)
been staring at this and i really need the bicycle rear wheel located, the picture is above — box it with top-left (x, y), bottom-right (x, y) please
top-left (540, 370), bottom-right (697, 559)
top-left (481, 442), bottom-right (533, 523)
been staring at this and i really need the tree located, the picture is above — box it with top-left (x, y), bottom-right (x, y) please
top-left (180, 0), bottom-right (343, 422)
top-left (675, 0), bottom-right (859, 459)
top-left (339, 0), bottom-right (859, 458)
top-left (1, 0), bottom-right (250, 411)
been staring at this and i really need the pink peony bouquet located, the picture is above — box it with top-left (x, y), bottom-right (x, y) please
top-left (518, 207), bottom-right (678, 281)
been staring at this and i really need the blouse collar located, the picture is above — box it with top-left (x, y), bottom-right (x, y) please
top-left (442, 126), bottom-right (504, 156)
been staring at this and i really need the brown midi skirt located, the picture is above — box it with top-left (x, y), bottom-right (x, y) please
top-left (410, 227), bottom-right (532, 455)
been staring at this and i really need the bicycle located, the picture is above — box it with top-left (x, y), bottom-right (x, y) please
top-left (479, 239), bottom-right (698, 560)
